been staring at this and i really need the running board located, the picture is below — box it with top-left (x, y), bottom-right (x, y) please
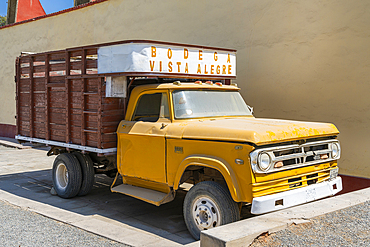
top-left (111, 184), bottom-right (175, 206)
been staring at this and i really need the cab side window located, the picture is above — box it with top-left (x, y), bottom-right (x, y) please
top-left (132, 93), bottom-right (169, 122)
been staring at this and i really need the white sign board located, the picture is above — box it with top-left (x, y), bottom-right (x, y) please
top-left (98, 43), bottom-right (236, 78)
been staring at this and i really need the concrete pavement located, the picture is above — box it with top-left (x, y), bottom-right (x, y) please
top-left (0, 145), bottom-right (197, 247)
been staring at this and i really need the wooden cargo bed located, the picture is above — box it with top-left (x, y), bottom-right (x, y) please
top-left (15, 47), bottom-right (125, 154)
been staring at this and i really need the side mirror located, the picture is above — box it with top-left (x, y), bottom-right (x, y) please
top-left (247, 105), bottom-right (254, 114)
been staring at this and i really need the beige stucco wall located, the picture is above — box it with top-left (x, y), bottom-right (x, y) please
top-left (0, 0), bottom-right (369, 177)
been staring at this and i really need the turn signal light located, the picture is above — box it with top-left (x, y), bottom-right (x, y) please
top-left (274, 161), bottom-right (284, 168)
top-left (320, 154), bottom-right (329, 159)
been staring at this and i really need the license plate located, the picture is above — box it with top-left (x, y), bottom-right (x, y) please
top-left (330, 167), bottom-right (338, 180)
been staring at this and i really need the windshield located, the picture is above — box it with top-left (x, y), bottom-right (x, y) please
top-left (172, 90), bottom-right (253, 119)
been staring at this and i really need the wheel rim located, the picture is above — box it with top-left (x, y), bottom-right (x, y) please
top-left (192, 197), bottom-right (220, 231)
top-left (55, 163), bottom-right (68, 189)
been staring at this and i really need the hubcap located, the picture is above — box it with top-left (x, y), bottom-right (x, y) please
top-left (55, 163), bottom-right (68, 189)
top-left (192, 197), bottom-right (220, 230)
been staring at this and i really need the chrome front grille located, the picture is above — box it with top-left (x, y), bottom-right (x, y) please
top-left (250, 139), bottom-right (340, 173)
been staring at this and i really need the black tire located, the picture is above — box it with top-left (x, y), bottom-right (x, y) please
top-left (72, 152), bottom-right (95, 196)
top-left (183, 181), bottom-right (240, 240)
top-left (52, 153), bottom-right (82, 199)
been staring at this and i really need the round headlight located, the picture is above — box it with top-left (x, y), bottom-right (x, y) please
top-left (258, 153), bottom-right (271, 171)
top-left (331, 143), bottom-right (340, 158)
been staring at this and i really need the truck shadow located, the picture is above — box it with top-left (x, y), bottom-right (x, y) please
top-left (0, 169), bottom-right (254, 245)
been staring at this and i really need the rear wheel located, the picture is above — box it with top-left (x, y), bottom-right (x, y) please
top-left (183, 181), bottom-right (240, 240)
top-left (72, 152), bottom-right (95, 196)
top-left (52, 153), bottom-right (82, 199)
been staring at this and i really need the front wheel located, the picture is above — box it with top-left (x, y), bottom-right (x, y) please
top-left (183, 181), bottom-right (240, 240)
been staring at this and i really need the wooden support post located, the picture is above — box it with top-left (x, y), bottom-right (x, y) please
top-left (65, 51), bottom-right (71, 144)
top-left (82, 49), bottom-right (87, 75)
top-left (45, 54), bottom-right (50, 140)
top-left (15, 57), bottom-right (20, 136)
top-left (81, 78), bottom-right (86, 146)
top-left (29, 56), bottom-right (34, 138)
top-left (97, 77), bottom-right (102, 149)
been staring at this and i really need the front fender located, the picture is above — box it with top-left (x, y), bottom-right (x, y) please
top-left (173, 155), bottom-right (243, 202)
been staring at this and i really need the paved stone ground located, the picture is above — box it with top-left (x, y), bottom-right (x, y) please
top-left (0, 199), bottom-right (128, 247)
top-left (251, 201), bottom-right (370, 247)
top-left (0, 145), bottom-right (197, 246)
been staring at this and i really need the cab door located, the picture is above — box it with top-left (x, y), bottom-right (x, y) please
top-left (117, 91), bottom-right (170, 184)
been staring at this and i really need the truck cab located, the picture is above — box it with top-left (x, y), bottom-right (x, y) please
top-left (113, 79), bottom-right (342, 239)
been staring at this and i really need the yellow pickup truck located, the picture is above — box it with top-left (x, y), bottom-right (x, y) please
top-left (15, 40), bottom-right (342, 239)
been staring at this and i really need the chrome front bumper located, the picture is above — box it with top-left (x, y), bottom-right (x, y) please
top-left (251, 177), bottom-right (342, 214)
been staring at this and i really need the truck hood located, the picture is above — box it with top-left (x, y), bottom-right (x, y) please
top-left (168, 117), bottom-right (339, 145)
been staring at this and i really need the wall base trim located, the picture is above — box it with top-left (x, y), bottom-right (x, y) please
top-left (339, 174), bottom-right (370, 194)
top-left (0, 124), bottom-right (16, 138)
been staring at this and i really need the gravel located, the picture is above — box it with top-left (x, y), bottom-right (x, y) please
top-left (0, 200), bottom-right (129, 247)
top-left (251, 201), bottom-right (370, 247)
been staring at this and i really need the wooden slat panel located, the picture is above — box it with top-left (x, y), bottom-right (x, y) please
top-left (34, 121), bottom-right (45, 132)
top-left (34, 55), bottom-right (45, 62)
top-left (50, 107), bottom-right (66, 114)
top-left (49, 91), bottom-right (65, 103)
top-left (71, 137), bottom-right (82, 144)
top-left (19, 78), bottom-right (30, 89)
top-left (71, 79), bottom-right (82, 91)
top-left (19, 92), bottom-right (30, 106)
top-left (48, 83), bottom-right (65, 88)
top-left (33, 65), bottom-right (45, 73)
top-left (19, 121), bottom-right (30, 132)
top-left (102, 115), bottom-right (124, 122)
top-left (86, 48), bottom-right (97, 56)
top-left (101, 103), bottom-right (123, 111)
top-left (50, 134), bottom-right (65, 142)
top-left (34, 92), bottom-right (46, 107)
top-left (34, 131), bottom-right (46, 139)
top-left (20, 67), bottom-right (30, 75)
top-left (49, 101), bottom-right (64, 108)
top-left (102, 133), bottom-right (116, 143)
top-left (19, 109), bottom-right (30, 119)
top-left (34, 83), bottom-right (45, 92)
top-left (101, 141), bottom-right (117, 149)
top-left (49, 52), bottom-right (65, 61)
top-left (85, 121), bottom-right (97, 129)
top-left (50, 127), bottom-right (66, 137)
top-left (49, 62), bottom-right (66, 72)
top-left (50, 112), bottom-right (66, 125)
top-left (19, 86), bottom-right (31, 93)
top-left (34, 110), bottom-right (46, 122)
top-left (85, 95), bottom-right (99, 104)
top-left (102, 109), bottom-right (125, 116)
top-left (101, 126), bottom-right (119, 133)
top-left (86, 59), bottom-right (97, 69)
top-left (20, 56), bottom-right (31, 64)
top-left (70, 51), bottom-right (82, 57)
top-left (70, 61), bottom-right (82, 71)
top-left (49, 76), bottom-right (65, 83)
top-left (16, 46), bottom-right (126, 149)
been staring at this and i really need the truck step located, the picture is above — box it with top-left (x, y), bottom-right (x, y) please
top-left (111, 184), bottom-right (175, 206)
